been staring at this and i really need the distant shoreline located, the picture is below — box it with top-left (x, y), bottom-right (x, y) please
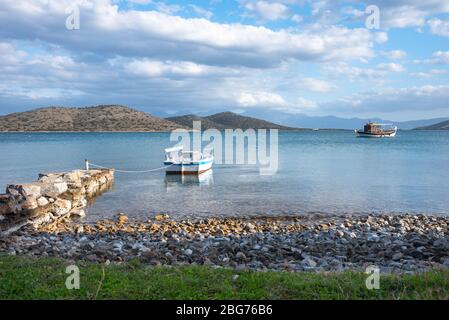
top-left (0, 128), bottom-right (352, 133)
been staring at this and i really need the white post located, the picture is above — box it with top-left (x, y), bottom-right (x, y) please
top-left (85, 159), bottom-right (89, 171)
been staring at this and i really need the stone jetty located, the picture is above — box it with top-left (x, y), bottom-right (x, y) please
top-left (0, 169), bottom-right (114, 235)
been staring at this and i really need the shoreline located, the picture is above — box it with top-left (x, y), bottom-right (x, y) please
top-left (0, 128), bottom-right (349, 133)
top-left (2, 213), bottom-right (448, 274)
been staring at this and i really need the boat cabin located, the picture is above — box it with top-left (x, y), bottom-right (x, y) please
top-left (364, 123), bottom-right (383, 134)
top-left (164, 147), bottom-right (204, 163)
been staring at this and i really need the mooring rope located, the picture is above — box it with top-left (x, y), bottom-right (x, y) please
top-left (88, 161), bottom-right (174, 173)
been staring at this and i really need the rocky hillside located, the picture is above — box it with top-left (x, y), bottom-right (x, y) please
top-left (165, 114), bottom-right (226, 130)
top-left (415, 119), bottom-right (449, 130)
top-left (167, 111), bottom-right (298, 130)
top-left (0, 105), bottom-right (183, 132)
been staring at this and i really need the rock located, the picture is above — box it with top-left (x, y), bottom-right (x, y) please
top-left (392, 253), bottom-right (403, 261)
top-left (235, 252), bottom-right (246, 260)
top-left (85, 181), bottom-right (99, 195)
top-left (71, 209), bottom-right (86, 218)
top-left (235, 264), bottom-right (246, 271)
top-left (232, 274), bottom-right (240, 281)
top-left (85, 254), bottom-right (98, 262)
top-left (118, 213), bottom-right (128, 224)
top-left (40, 182), bottom-right (68, 198)
top-left (245, 223), bottom-right (256, 232)
top-left (9, 184), bottom-right (41, 198)
top-left (184, 249), bottom-right (193, 256)
top-left (0, 201), bottom-right (12, 215)
top-left (37, 197), bottom-right (49, 207)
top-left (155, 214), bottom-right (169, 221)
top-left (52, 199), bottom-right (72, 216)
top-left (74, 198), bottom-right (87, 208)
top-left (301, 258), bottom-right (317, 268)
top-left (112, 242), bottom-right (123, 253)
top-left (21, 196), bottom-right (38, 210)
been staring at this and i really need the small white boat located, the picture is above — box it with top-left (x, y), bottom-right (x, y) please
top-left (355, 122), bottom-right (397, 138)
top-left (164, 146), bottom-right (214, 175)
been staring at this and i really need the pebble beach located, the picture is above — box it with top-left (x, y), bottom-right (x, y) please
top-left (2, 213), bottom-right (449, 274)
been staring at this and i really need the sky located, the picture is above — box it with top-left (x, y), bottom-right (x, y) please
top-left (0, 0), bottom-right (449, 121)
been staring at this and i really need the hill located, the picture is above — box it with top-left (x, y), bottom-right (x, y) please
top-left (167, 112), bottom-right (297, 130)
top-left (241, 110), bottom-right (449, 130)
top-left (415, 119), bottom-right (449, 130)
top-left (0, 105), bottom-right (183, 132)
top-left (165, 114), bottom-right (226, 130)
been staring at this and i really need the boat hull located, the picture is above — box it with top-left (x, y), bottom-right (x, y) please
top-left (355, 129), bottom-right (397, 138)
top-left (164, 157), bottom-right (214, 175)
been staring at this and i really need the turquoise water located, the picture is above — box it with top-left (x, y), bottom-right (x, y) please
top-left (1, 131), bottom-right (449, 220)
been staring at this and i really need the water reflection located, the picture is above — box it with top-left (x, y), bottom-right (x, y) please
top-left (86, 180), bottom-right (115, 206)
top-left (165, 170), bottom-right (214, 191)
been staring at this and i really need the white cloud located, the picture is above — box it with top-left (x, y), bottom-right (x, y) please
top-left (299, 78), bottom-right (335, 92)
top-left (188, 4), bottom-right (213, 19)
top-left (381, 50), bottom-right (407, 60)
top-left (127, 0), bottom-right (153, 4)
top-left (0, 42), bottom-right (26, 65)
top-left (327, 84), bottom-right (449, 114)
top-left (295, 97), bottom-right (317, 109)
top-left (322, 62), bottom-right (404, 80)
top-left (377, 62), bottom-right (405, 73)
top-left (154, 2), bottom-right (183, 15)
top-left (291, 14), bottom-right (302, 23)
top-left (236, 91), bottom-right (318, 114)
top-left (237, 91), bottom-right (288, 107)
top-left (380, 6), bottom-right (426, 28)
top-left (0, 0), bottom-right (383, 70)
top-left (428, 18), bottom-right (449, 37)
top-left (426, 51), bottom-right (449, 65)
top-left (126, 60), bottom-right (207, 77)
top-left (1, 0), bottom-right (448, 119)
top-left (124, 59), bottom-right (242, 78)
top-left (409, 69), bottom-right (449, 77)
top-left (308, 0), bottom-right (449, 29)
top-left (241, 1), bottom-right (290, 21)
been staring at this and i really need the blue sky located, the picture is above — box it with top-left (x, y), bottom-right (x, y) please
top-left (1, 0), bottom-right (449, 121)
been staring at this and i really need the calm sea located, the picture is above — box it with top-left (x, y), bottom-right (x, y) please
top-left (1, 131), bottom-right (449, 220)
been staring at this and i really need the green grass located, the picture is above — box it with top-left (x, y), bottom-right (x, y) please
top-left (1, 254), bottom-right (449, 299)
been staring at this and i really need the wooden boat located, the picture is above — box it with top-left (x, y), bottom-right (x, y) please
top-left (355, 122), bottom-right (397, 138)
top-left (164, 146), bottom-right (214, 174)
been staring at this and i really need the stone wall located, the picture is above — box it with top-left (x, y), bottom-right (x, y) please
top-left (0, 169), bottom-right (114, 235)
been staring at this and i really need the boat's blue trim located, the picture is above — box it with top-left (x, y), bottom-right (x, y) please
top-left (164, 159), bottom-right (214, 166)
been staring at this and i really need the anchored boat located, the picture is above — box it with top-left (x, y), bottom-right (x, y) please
top-left (164, 146), bottom-right (214, 175)
top-left (355, 122), bottom-right (397, 138)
